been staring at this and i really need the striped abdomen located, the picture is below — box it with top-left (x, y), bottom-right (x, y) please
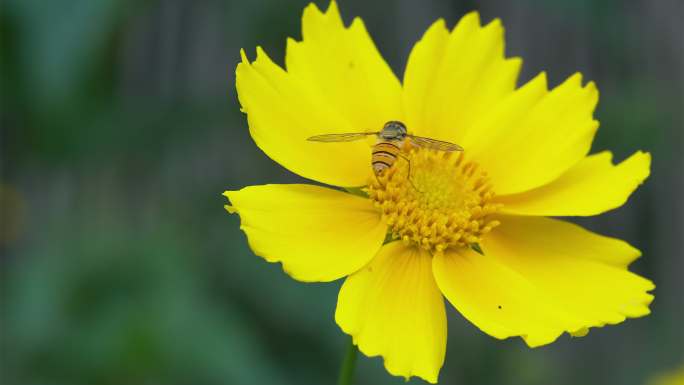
top-left (372, 141), bottom-right (402, 175)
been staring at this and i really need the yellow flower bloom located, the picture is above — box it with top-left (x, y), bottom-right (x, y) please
top-left (648, 365), bottom-right (684, 385)
top-left (224, 1), bottom-right (654, 383)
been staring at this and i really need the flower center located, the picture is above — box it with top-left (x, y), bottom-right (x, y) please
top-left (367, 148), bottom-right (502, 255)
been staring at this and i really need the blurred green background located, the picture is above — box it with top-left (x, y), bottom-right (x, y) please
top-left (1, 0), bottom-right (682, 384)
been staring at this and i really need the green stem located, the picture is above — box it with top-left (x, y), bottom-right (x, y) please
top-left (337, 337), bottom-right (358, 385)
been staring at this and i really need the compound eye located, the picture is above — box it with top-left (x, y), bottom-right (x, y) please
top-left (382, 121), bottom-right (407, 139)
top-left (392, 120), bottom-right (406, 130)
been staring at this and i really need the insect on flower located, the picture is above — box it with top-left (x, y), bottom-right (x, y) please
top-left (308, 120), bottom-right (463, 177)
top-left (225, 1), bottom-right (654, 383)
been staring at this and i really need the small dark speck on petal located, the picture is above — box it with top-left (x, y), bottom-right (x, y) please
top-left (498, 305), bottom-right (502, 309)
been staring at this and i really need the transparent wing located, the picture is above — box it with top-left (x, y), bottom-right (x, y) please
top-left (409, 135), bottom-right (464, 152)
top-left (306, 132), bottom-right (377, 142)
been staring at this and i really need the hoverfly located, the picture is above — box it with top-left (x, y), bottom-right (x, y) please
top-left (307, 121), bottom-right (463, 177)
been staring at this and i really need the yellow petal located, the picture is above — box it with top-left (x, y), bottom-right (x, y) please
top-left (335, 242), bottom-right (446, 383)
top-left (235, 1), bottom-right (402, 187)
top-left (433, 216), bottom-right (654, 347)
top-left (403, 13), bottom-right (521, 142)
top-left (496, 151), bottom-right (651, 216)
top-left (464, 72), bottom-right (599, 194)
top-left (288, 1), bottom-right (402, 129)
top-left (224, 184), bottom-right (386, 282)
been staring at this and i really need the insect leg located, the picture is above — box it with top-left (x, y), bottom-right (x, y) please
top-left (397, 153), bottom-right (422, 193)
top-left (374, 171), bottom-right (385, 189)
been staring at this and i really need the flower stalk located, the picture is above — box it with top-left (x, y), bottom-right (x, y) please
top-left (337, 337), bottom-right (358, 385)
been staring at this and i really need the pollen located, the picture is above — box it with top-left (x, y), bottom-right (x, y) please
top-left (367, 149), bottom-right (502, 255)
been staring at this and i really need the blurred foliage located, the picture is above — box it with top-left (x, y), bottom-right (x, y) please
top-left (1, 0), bottom-right (682, 385)
top-left (2, 225), bottom-right (286, 385)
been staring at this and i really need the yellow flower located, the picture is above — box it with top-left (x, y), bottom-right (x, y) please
top-left (224, 1), bottom-right (654, 383)
top-left (648, 365), bottom-right (684, 385)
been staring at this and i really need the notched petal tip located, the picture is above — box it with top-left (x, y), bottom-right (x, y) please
top-left (302, 0), bottom-right (343, 37)
top-left (433, 17), bottom-right (447, 30)
top-left (459, 11), bottom-right (482, 28)
top-left (237, 46), bottom-right (272, 67)
top-left (633, 150), bottom-right (652, 179)
top-left (562, 72), bottom-right (600, 103)
top-left (482, 17), bottom-right (503, 34)
top-left (323, 0), bottom-right (341, 16)
top-left (610, 150), bottom-right (652, 199)
top-left (222, 191), bottom-right (238, 213)
top-left (255, 45), bottom-right (268, 60)
top-left (643, 277), bottom-right (656, 291)
top-left (412, 18), bottom-right (448, 48)
top-left (520, 71), bottom-right (548, 92)
top-left (349, 15), bottom-right (368, 31)
top-left (239, 48), bottom-right (249, 63)
top-left (302, 1), bottom-right (323, 17)
top-left (537, 71), bottom-right (549, 89)
top-left (585, 79), bottom-right (599, 94)
top-left (567, 71), bottom-right (583, 85)
top-left (235, 49), bottom-right (252, 81)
